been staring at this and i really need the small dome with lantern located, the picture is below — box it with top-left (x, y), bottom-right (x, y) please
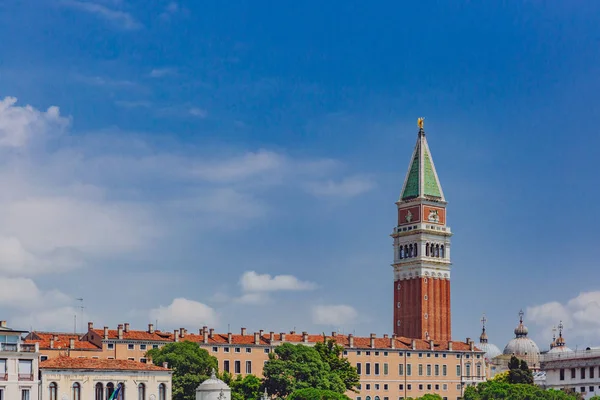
top-left (477, 314), bottom-right (502, 361)
top-left (503, 310), bottom-right (540, 369)
top-left (548, 321), bottom-right (573, 354)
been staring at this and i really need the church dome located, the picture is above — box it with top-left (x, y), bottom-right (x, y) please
top-left (547, 321), bottom-right (572, 354)
top-left (197, 369), bottom-right (230, 392)
top-left (503, 311), bottom-right (540, 368)
top-left (477, 315), bottom-right (502, 361)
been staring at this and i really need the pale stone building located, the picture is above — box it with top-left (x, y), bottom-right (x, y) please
top-left (0, 320), bottom-right (40, 400)
top-left (196, 369), bottom-right (231, 400)
top-left (39, 356), bottom-right (172, 400)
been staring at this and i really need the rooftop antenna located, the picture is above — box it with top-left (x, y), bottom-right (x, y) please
top-left (228, 323), bottom-right (230, 333)
top-left (76, 298), bottom-right (84, 334)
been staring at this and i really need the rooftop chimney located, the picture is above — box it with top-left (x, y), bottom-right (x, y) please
top-left (370, 333), bottom-right (376, 348)
top-left (448, 341), bottom-right (453, 351)
top-left (174, 329), bottom-right (179, 342)
top-left (260, 330), bottom-right (264, 337)
top-left (69, 338), bottom-right (75, 349)
top-left (209, 328), bottom-right (214, 339)
top-left (254, 332), bottom-right (260, 345)
top-left (466, 337), bottom-right (471, 344)
top-left (411, 339), bottom-right (416, 350)
top-left (470, 341), bottom-right (475, 351)
top-left (0, 321), bottom-right (6, 328)
top-left (124, 323), bottom-right (130, 333)
top-left (162, 362), bottom-right (169, 369)
top-left (180, 328), bottom-right (185, 338)
top-left (280, 333), bottom-right (286, 342)
top-left (203, 328), bottom-right (208, 344)
top-left (290, 330), bottom-right (295, 334)
top-left (391, 334), bottom-right (396, 349)
top-left (103, 326), bottom-right (109, 340)
top-left (87, 322), bottom-right (93, 331)
top-left (348, 334), bottom-right (354, 348)
top-left (53, 335), bottom-right (58, 341)
top-left (302, 332), bottom-right (308, 343)
top-left (429, 340), bottom-right (434, 350)
top-left (269, 332), bottom-right (275, 342)
top-left (241, 327), bottom-right (247, 336)
top-left (228, 332), bottom-right (232, 344)
top-left (148, 323), bottom-right (155, 334)
top-left (50, 338), bottom-right (54, 349)
top-left (117, 324), bottom-right (123, 340)
top-left (332, 332), bottom-right (337, 337)
top-left (202, 326), bottom-right (207, 335)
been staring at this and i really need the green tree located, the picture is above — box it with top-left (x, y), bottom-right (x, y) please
top-left (314, 338), bottom-right (360, 392)
top-left (262, 343), bottom-right (347, 398)
top-left (147, 341), bottom-right (218, 400)
top-left (463, 380), bottom-right (579, 400)
top-left (507, 356), bottom-right (533, 385)
top-left (288, 388), bottom-right (351, 400)
top-left (417, 395), bottom-right (443, 400)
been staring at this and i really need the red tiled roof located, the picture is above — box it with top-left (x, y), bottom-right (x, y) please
top-left (90, 329), bottom-right (173, 342)
top-left (40, 356), bottom-right (170, 371)
top-left (24, 332), bottom-right (100, 351)
top-left (183, 333), bottom-right (271, 345)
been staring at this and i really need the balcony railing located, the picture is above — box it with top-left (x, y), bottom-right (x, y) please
top-left (18, 373), bottom-right (33, 381)
top-left (0, 343), bottom-right (37, 352)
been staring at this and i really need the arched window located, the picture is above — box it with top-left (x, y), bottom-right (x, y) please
top-left (107, 382), bottom-right (115, 399)
top-left (399, 246), bottom-right (404, 259)
top-left (49, 382), bottom-right (58, 400)
top-left (138, 383), bottom-right (146, 400)
top-left (375, 397), bottom-right (380, 400)
top-left (435, 244), bottom-right (440, 257)
top-left (95, 383), bottom-right (103, 400)
top-left (408, 244), bottom-right (412, 257)
top-left (440, 245), bottom-right (445, 258)
top-left (466, 363), bottom-right (471, 377)
top-left (366, 396), bottom-right (372, 400)
top-left (159, 383), bottom-right (166, 400)
top-left (118, 382), bottom-right (126, 400)
top-left (72, 383), bottom-right (81, 400)
top-left (414, 243), bottom-right (418, 256)
top-left (426, 243), bottom-right (430, 256)
top-left (476, 363), bottom-right (481, 377)
top-left (404, 245), bottom-right (408, 258)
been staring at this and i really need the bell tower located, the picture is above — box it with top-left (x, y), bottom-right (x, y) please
top-left (391, 118), bottom-right (452, 341)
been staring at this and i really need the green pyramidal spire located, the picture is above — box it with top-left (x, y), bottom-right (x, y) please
top-left (400, 122), bottom-right (445, 202)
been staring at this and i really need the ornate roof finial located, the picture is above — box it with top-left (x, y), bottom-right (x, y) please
top-left (479, 314), bottom-right (488, 343)
top-left (210, 368), bottom-right (216, 379)
top-left (558, 321), bottom-right (564, 337)
top-left (417, 117), bottom-right (424, 131)
top-left (519, 309), bottom-right (524, 323)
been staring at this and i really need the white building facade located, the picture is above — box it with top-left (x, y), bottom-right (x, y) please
top-left (0, 320), bottom-right (40, 400)
top-left (541, 349), bottom-right (600, 399)
top-left (39, 357), bottom-right (172, 400)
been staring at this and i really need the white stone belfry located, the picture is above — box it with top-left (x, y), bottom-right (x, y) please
top-left (196, 368), bottom-right (231, 400)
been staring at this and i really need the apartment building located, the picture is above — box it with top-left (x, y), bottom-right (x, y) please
top-left (0, 320), bottom-right (40, 400)
top-left (541, 348), bottom-right (600, 399)
top-left (27, 322), bottom-right (485, 400)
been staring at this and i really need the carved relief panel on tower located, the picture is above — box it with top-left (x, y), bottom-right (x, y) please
top-left (422, 205), bottom-right (445, 225)
top-left (398, 206), bottom-right (421, 225)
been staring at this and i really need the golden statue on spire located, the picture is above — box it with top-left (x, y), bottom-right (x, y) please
top-left (417, 117), bottom-right (424, 130)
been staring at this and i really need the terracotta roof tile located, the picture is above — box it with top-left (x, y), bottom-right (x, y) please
top-left (24, 332), bottom-right (100, 351)
top-left (90, 329), bottom-right (173, 342)
top-left (40, 356), bottom-right (170, 371)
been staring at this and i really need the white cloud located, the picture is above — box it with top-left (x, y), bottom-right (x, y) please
top-left (240, 271), bottom-right (317, 292)
top-left (189, 107), bottom-right (208, 118)
top-left (0, 96), bottom-right (69, 148)
top-left (148, 68), bottom-right (177, 78)
top-left (306, 175), bottom-right (376, 197)
top-left (193, 150), bottom-right (285, 182)
top-left (0, 277), bottom-right (70, 309)
top-left (61, 1), bottom-right (142, 30)
top-left (527, 291), bottom-right (600, 344)
top-left (149, 298), bottom-right (218, 329)
top-left (312, 305), bottom-right (358, 326)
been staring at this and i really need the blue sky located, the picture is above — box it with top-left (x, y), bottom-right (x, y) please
top-left (1, 1), bottom-right (599, 351)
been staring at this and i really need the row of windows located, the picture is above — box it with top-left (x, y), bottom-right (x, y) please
top-left (0, 359), bottom-right (33, 380)
top-left (48, 382), bottom-right (167, 400)
top-left (223, 360), bottom-right (254, 374)
top-left (0, 388), bottom-right (31, 400)
top-left (357, 382), bottom-right (453, 392)
top-left (397, 243), bottom-right (446, 259)
top-left (106, 343), bottom-right (161, 351)
top-left (356, 362), bottom-right (480, 377)
top-left (212, 346), bottom-right (269, 354)
top-left (560, 367), bottom-right (598, 380)
top-left (343, 351), bottom-right (480, 359)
